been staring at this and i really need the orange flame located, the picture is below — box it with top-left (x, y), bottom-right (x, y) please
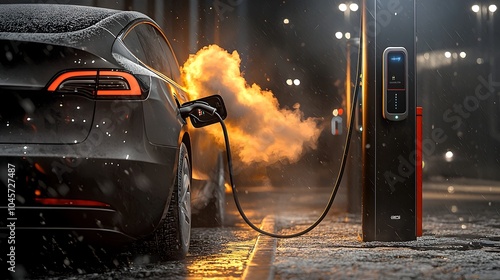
top-left (181, 45), bottom-right (321, 166)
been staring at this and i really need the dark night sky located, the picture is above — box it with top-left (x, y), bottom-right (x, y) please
top-left (1, 0), bottom-right (496, 118)
top-left (178, 0), bottom-right (499, 119)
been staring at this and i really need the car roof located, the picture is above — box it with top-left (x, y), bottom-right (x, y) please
top-left (0, 4), bottom-right (120, 34)
top-left (0, 4), bottom-right (151, 58)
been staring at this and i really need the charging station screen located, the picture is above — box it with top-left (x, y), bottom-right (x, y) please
top-left (387, 52), bottom-right (406, 90)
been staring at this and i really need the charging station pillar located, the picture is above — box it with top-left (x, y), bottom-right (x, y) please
top-left (361, 0), bottom-right (417, 241)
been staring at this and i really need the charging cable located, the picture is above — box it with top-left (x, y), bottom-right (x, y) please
top-left (215, 86), bottom-right (356, 238)
top-left (185, 77), bottom-right (358, 238)
top-left (186, 35), bottom-right (362, 238)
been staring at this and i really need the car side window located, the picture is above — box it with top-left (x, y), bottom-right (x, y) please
top-left (158, 34), bottom-right (181, 82)
top-left (123, 22), bottom-right (179, 81)
top-left (121, 27), bottom-right (147, 64)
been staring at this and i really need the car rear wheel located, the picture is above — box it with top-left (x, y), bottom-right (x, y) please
top-left (163, 142), bottom-right (191, 259)
top-left (137, 143), bottom-right (191, 261)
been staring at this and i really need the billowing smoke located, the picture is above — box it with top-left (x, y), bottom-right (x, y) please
top-left (181, 44), bottom-right (321, 166)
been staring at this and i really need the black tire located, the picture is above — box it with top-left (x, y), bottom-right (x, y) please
top-left (192, 153), bottom-right (226, 227)
top-left (135, 143), bottom-right (191, 261)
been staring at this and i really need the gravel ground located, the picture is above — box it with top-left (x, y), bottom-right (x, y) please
top-left (7, 182), bottom-right (500, 279)
top-left (273, 209), bottom-right (500, 280)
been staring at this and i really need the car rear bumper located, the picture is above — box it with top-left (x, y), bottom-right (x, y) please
top-left (0, 142), bottom-right (178, 240)
top-left (0, 206), bottom-right (136, 244)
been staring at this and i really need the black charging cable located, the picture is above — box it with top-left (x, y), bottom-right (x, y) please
top-left (215, 94), bottom-right (350, 237)
top-left (187, 72), bottom-right (359, 237)
top-left (185, 22), bottom-right (363, 238)
top-left (214, 49), bottom-right (361, 238)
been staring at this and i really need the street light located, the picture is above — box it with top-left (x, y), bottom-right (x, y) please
top-left (339, 1), bottom-right (359, 31)
top-left (339, 2), bottom-right (359, 12)
top-left (286, 79), bottom-right (301, 86)
top-left (472, 4), bottom-right (497, 14)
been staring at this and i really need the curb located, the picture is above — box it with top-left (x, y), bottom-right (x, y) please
top-left (242, 215), bottom-right (277, 280)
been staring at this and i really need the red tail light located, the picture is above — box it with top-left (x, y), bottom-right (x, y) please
top-left (47, 70), bottom-right (142, 98)
top-left (35, 198), bottom-right (111, 208)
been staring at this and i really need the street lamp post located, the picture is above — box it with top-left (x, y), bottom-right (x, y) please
top-left (336, 1), bottom-right (361, 214)
top-left (471, 3), bottom-right (500, 141)
top-left (339, 2), bottom-right (359, 23)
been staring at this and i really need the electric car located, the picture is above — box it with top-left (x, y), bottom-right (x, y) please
top-left (0, 4), bottom-right (226, 259)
